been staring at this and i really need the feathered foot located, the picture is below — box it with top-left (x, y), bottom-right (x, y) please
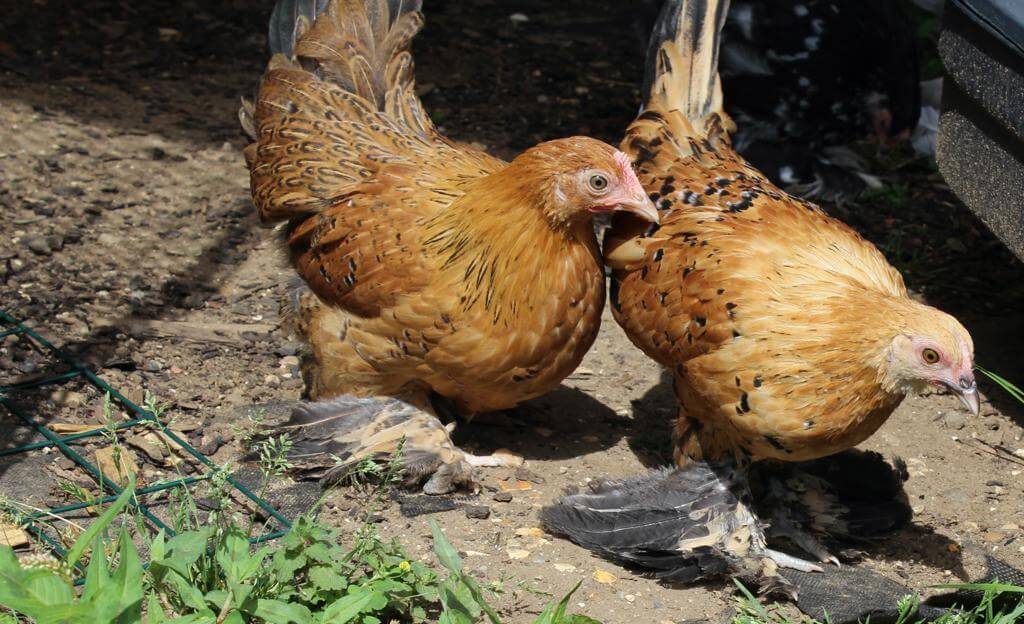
top-left (275, 395), bottom-right (490, 494)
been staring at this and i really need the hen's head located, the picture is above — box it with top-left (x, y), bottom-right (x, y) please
top-left (885, 305), bottom-right (978, 415)
top-left (510, 137), bottom-right (658, 227)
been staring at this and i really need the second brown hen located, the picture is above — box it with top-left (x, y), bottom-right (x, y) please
top-left (545, 0), bottom-right (977, 593)
top-left (241, 0), bottom-right (657, 493)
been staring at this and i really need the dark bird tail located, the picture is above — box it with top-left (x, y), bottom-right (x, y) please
top-left (641, 0), bottom-right (730, 124)
top-left (540, 462), bottom-right (773, 585)
top-left (541, 451), bottom-right (910, 589)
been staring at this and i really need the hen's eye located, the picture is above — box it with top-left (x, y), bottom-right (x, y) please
top-left (921, 348), bottom-right (940, 364)
top-left (588, 174), bottom-right (609, 193)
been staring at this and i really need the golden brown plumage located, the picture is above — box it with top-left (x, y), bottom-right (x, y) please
top-left (242, 0), bottom-right (656, 491)
top-left (606, 0), bottom-right (979, 467)
top-left (543, 0), bottom-right (957, 592)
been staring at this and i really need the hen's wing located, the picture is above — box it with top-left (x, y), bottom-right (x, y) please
top-left (245, 0), bottom-right (502, 316)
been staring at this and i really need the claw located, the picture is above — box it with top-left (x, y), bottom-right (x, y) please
top-left (765, 548), bottom-right (824, 573)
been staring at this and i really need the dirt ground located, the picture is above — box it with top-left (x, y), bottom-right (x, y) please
top-left (2, 1), bottom-right (1024, 622)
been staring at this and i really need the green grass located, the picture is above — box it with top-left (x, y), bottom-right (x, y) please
top-left (977, 367), bottom-right (1024, 406)
top-left (0, 416), bottom-right (600, 624)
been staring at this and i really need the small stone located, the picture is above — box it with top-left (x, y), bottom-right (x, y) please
top-left (464, 505), bottom-right (491, 520)
top-left (50, 389), bottom-right (85, 408)
top-left (26, 237), bottom-right (52, 256)
top-left (507, 549), bottom-right (531, 560)
top-left (553, 563), bottom-right (576, 573)
top-left (280, 355), bottom-right (301, 368)
top-left (593, 569), bottom-right (617, 584)
top-left (623, 594), bottom-right (636, 603)
top-left (508, 12), bottom-right (529, 23)
top-left (144, 359), bottom-right (165, 372)
top-left (515, 467), bottom-right (546, 484)
top-left (493, 492), bottom-right (513, 503)
top-left (264, 374), bottom-right (281, 388)
top-left (515, 527), bottom-right (545, 538)
top-left (275, 343), bottom-right (301, 357)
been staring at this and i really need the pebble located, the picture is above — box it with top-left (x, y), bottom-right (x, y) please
top-left (50, 389), bottom-right (85, 408)
top-left (553, 563), bottom-right (576, 573)
top-left (280, 355), bottom-right (301, 368)
top-left (508, 12), bottom-right (529, 23)
top-left (507, 549), bottom-right (531, 560)
top-left (464, 505), bottom-right (491, 520)
top-left (264, 374), bottom-right (281, 388)
top-left (593, 569), bottom-right (617, 584)
top-left (493, 492), bottom-right (513, 503)
top-left (275, 343), bottom-right (301, 357)
top-left (26, 237), bottom-right (52, 256)
top-left (144, 358), bottom-right (165, 372)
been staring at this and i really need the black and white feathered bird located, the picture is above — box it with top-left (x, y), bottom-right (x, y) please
top-left (633, 0), bottom-right (923, 201)
top-left (720, 0), bottom-right (921, 201)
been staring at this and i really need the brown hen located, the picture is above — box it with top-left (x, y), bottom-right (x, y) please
top-left (240, 0), bottom-right (657, 493)
top-left (545, 0), bottom-right (976, 594)
top-left (605, 0), bottom-right (978, 467)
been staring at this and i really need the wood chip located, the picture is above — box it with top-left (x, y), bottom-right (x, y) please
top-left (126, 432), bottom-right (168, 464)
top-left (498, 479), bottom-right (533, 492)
top-left (0, 525), bottom-right (29, 549)
top-left (50, 423), bottom-right (103, 434)
top-left (592, 569), bottom-right (618, 584)
top-left (94, 446), bottom-right (141, 487)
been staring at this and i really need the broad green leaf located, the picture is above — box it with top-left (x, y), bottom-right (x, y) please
top-left (160, 527), bottom-right (214, 578)
top-left (66, 476), bottom-right (135, 569)
top-left (308, 565), bottom-right (347, 593)
top-left (23, 570), bottom-right (75, 607)
top-left (80, 535), bottom-right (111, 603)
top-left (456, 573), bottom-right (501, 624)
top-left (162, 570), bottom-right (211, 613)
top-left (166, 614), bottom-right (216, 624)
top-left (107, 528), bottom-right (144, 623)
top-left (438, 582), bottom-right (478, 624)
top-left (253, 598), bottom-right (312, 624)
top-left (429, 520), bottom-right (462, 574)
top-left (20, 602), bottom-right (94, 624)
top-left (149, 530), bottom-right (166, 569)
top-left (319, 586), bottom-right (388, 623)
top-left (147, 593), bottom-right (168, 624)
